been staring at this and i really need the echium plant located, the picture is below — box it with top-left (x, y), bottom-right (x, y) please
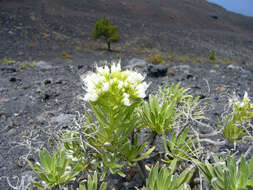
top-left (193, 154), bottom-right (253, 190)
top-left (139, 160), bottom-right (193, 190)
top-left (76, 60), bottom-right (154, 178)
top-left (219, 92), bottom-right (253, 142)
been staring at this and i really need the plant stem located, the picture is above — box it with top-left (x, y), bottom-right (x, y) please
top-left (150, 132), bottom-right (157, 147)
top-left (137, 160), bottom-right (148, 184)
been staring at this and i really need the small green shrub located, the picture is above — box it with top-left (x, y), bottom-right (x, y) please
top-left (26, 148), bottom-right (79, 189)
top-left (139, 160), bottom-right (193, 190)
top-left (19, 61), bottom-right (37, 69)
top-left (93, 17), bottom-right (119, 51)
top-left (159, 83), bottom-right (204, 119)
top-left (146, 54), bottom-right (165, 64)
top-left (219, 92), bottom-right (253, 142)
top-left (139, 94), bottom-right (180, 135)
top-left (209, 51), bottom-right (216, 61)
top-left (77, 171), bottom-right (108, 190)
top-left (0, 58), bottom-right (15, 65)
top-left (193, 154), bottom-right (253, 190)
top-left (165, 127), bottom-right (202, 163)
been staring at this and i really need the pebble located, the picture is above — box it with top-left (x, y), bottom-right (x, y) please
top-left (36, 61), bottom-right (53, 69)
top-left (9, 77), bottom-right (17, 82)
top-left (227, 64), bottom-right (246, 72)
top-left (43, 79), bottom-right (52, 85)
top-left (126, 58), bottom-right (147, 71)
top-left (6, 128), bottom-right (16, 136)
top-left (171, 65), bottom-right (190, 71)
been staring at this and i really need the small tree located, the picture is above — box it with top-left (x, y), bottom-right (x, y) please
top-left (92, 17), bottom-right (119, 51)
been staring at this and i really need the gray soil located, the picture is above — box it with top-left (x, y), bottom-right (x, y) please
top-left (0, 0), bottom-right (253, 189)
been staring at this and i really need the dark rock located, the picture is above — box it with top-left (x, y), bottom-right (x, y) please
top-left (211, 15), bottom-right (218, 20)
top-left (17, 158), bottom-right (26, 168)
top-left (199, 94), bottom-right (206, 99)
top-left (78, 65), bottom-right (84, 69)
top-left (186, 73), bottom-right (194, 79)
top-left (43, 79), bottom-right (52, 85)
top-left (9, 77), bottom-right (17, 82)
top-left (1, 67), bottom-right (16, 73)
top-left (43, 93), bottom-right (51, 101)
top-left (42, 90), bottom-right (60, 101)
top-left (56, 79), bottom-right (63, 84)
top-left (147, 64), bottom-right (168, 77)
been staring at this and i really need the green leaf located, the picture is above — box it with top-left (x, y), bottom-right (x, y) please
top-left (132, 146), bottom-right (155, 161)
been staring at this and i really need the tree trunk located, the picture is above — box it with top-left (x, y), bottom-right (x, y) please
top-left (107, 41), bottom-right (111, 51)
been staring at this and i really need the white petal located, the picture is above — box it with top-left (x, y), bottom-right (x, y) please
top-left (123, 97), bottom-right (131, 106)
top-left (102, 82), bottom-right (109, 91)
top-left (111, 62), bottom-right (121, 73)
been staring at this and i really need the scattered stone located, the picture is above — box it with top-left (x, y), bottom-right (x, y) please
top-left (1, 67), bottom-right (16, 73)
top-left (9, 77), bottom-right (17, 82)
top-left (36, 61), bottom-right (53, 69)
top-left (78, 65), bottom-right (84, 69)
top-left (216, 87), bottom-right (226, 92)
top-left (43, 93), bottom-right (51, 101)
top-left (56, 79), bottom-right (63, 84)
top-left (198, 94), bottom-right (206, 99)
top-left (186, 73), bottom-right (194, 79)
top-left (211, 15), bottom-right (218, 20)
top-left (168, 71), bottom-right (175, 76)
top-left (171, 65), bottom-right (190, 71)
top-left (6, 128), bottom-right (16, 136)
top-left (17, 158), bottom-right (26, 168)
top-left (126, 58), bottom-right (147, 71)
top-left (0, 114), bottom-right (6, 120)
top-left (43, 79), bottom-right (52, 85)
top-left (147, 64), bottom-right (168, 77)
top-left (0, 98), bottom-right (9, 103)
top-left (227, 64), bottom-right (246, 72)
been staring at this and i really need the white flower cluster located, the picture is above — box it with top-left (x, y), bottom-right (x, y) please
top-left (82, 60), bottom-right (149, 106)
top-left (229, 92), bottom-right (253, 109)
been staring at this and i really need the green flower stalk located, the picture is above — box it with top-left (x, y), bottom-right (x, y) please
top-left (220, 92), bottom-right (253, 142)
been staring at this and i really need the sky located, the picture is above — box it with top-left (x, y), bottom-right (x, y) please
top-left (207, 0), bottom-right (253, 17)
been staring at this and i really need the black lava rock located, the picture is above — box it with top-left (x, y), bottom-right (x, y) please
top-left (147, 64), bottom-right (168, 77)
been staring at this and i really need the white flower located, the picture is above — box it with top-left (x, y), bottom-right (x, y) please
top-left (102, 82), bottom-right (109, 91)
top-left (123, 93), bottom-right (131, 106)
top-left (243, 91), bottom-right (249, 103)
top-left (84, 90), bottom-right (98, 102)
top-left (111, 61), bottom-right (121, 73)
top-left (82, 61), bottom-right (150, 103)
top-left (96, 65), bottom-right (109, 75)
top-left (136, 82), bottom-right (149, 98)
top-left (118, 81), bottom-right (123, 89)
top-left (125, 71), bottom-right (145, 84)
